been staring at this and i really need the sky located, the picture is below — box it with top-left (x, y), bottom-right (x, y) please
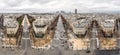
top-left (0, 0), bottom-right (120, 13)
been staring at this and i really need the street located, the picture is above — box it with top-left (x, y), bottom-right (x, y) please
top-left (50, 15), bottom-right (69, 50)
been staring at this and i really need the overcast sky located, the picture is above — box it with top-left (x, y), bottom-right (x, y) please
top-left (0, 0), bottom-right (120, 13)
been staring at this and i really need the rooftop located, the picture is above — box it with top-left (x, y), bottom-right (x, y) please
top-left (4, 19), bottom-right (18, 28)
top-left (101, 19), bottom-right (115, 28)
top-left (73, 19), bottom-right (89, 28)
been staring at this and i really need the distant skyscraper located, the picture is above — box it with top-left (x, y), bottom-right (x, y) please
top-left (75, 9), bottom-right (77, 14)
